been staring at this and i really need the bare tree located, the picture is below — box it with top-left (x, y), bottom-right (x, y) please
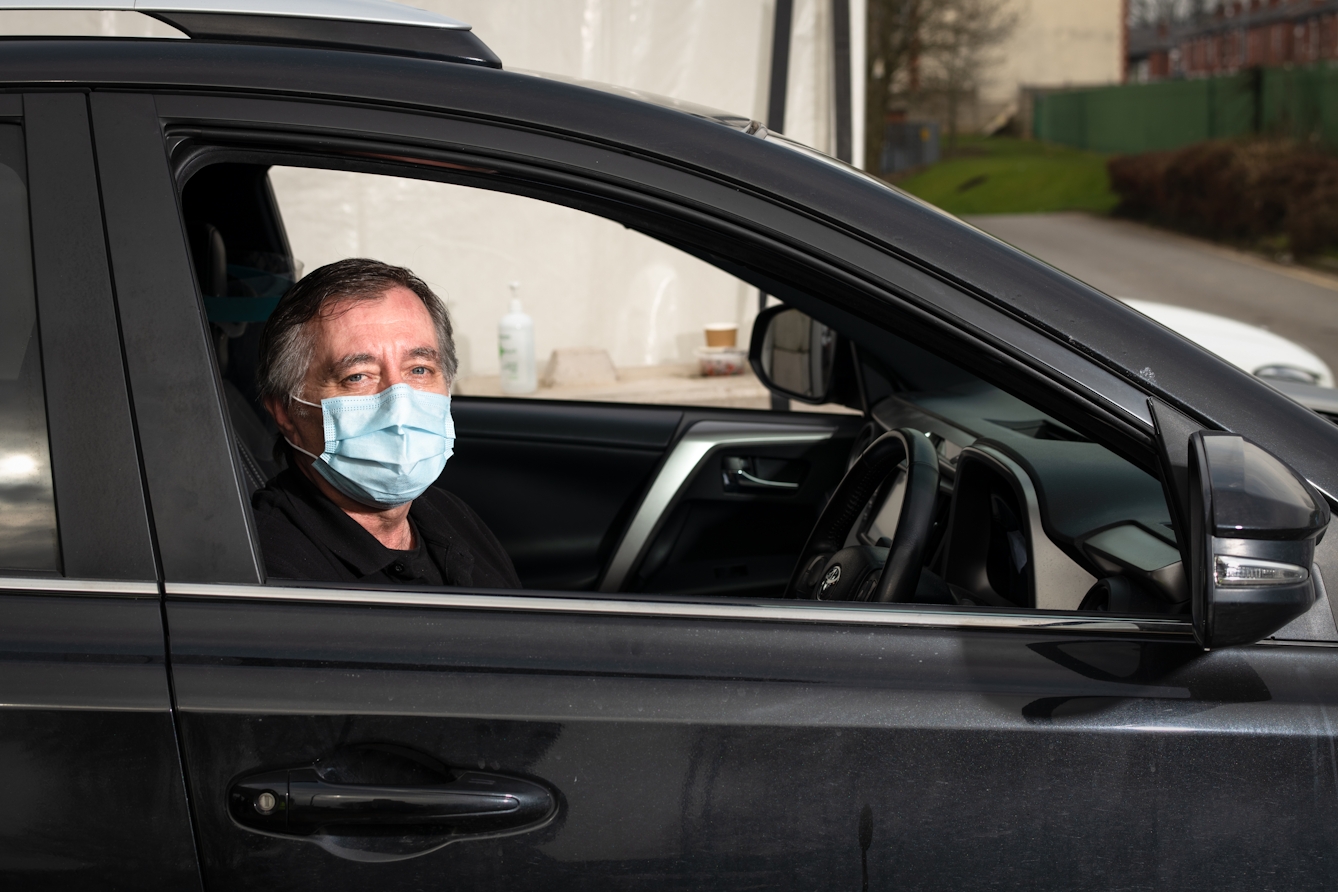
top-left (1128, 0), bottom-right (1221, 27)
top-left (865, 0), bottom-right (1016, 170)
top-left (1129, 0), bottom-right (1181, 27)
top-left (864, 0), bottom-right (923, 175)
top-left (918, 0), bottom-right (1017, 149)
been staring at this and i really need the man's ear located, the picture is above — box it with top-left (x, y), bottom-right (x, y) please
top-left (264, 395), bottom-right (300, 443)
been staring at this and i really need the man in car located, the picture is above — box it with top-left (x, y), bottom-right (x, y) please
top-left (251, 257), bottom-right (519, 588)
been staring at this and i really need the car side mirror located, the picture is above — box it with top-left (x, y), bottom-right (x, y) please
top-left (1189, 432), bottom-right (1331, 647)
top-left (749, 305), bottom-right (839, 404)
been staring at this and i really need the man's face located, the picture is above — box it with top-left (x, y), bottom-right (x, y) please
top-left (271, 285), bottom-right (448, 458)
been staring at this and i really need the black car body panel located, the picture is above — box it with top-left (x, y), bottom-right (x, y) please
top-left (0, 89), bottom-right (198, 887)
top-left (167, 590), bottom-right (1338, 889)
top-left (23, 92), bottom-right (158, 580)
top-left (0, 593), bottom-right (200, 889)
top-left (90, 90), bottom-right (264, 585)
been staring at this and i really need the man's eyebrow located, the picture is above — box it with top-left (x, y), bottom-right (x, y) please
top-left (406, 346), bottom-right (440, 361)
top-left (329, 353), bottom-right (375, 375)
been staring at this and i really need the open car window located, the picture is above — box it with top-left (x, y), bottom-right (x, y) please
top-left (266, 165), bottom-right (783, 410)
top-left (181, 155), bottom-right (1181, 617)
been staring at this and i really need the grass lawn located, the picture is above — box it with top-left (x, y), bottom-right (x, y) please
top-left (893, 136), bottom-right (1119, 215)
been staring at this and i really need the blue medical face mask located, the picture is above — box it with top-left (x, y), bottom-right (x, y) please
top-left (286, 383), bottom-right (454, 508)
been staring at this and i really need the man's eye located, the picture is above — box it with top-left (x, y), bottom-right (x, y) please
top-left (411, 366), bottom-right (429, 375)
top-left (346, 373), bottom-right (365, 383)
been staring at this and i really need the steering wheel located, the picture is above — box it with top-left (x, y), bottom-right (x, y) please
top-left (784, 428), bottom-right (940, 602)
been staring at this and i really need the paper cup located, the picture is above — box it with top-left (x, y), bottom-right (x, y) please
top-left (704, 323), bottom-right (738, 348)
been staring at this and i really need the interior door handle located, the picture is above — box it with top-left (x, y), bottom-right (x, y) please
top-left (230, 750), bottom-right (555, 838)
top-left (735, 469), bottom-right (799, 489)
top-left (721, 456), bottom-right (805, 492)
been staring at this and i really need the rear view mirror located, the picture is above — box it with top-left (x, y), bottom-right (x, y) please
top-left (749, 305), bottom-right (838, 404)
top-left (1189, 432), bottom-right (1331, 647)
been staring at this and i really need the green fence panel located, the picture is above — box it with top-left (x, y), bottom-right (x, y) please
top-left (1089, 80), bottom-right (1213, 152)
top-left (1321, 66), bottom-right (1338, 145)
top-left (1208, 73), bottom-right (1257, 139)
top-left (1263, 66), bottom-right (1324, 139)
top-left (1036, 90), bottom-right (1087, 147)
top-left (1082, 85), bottom-right (1135, 152)
top-left (1036, 80), bottom-right (1216, 153)
top-left (1033, 64), bottom-right (1338, 154)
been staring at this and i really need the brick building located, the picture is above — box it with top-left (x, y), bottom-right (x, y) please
top-left (1130, 0), bottom-right (1338, 82)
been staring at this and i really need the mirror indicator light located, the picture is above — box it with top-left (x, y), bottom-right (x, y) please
top-left (1214, 555), bottom-right (1309, 587)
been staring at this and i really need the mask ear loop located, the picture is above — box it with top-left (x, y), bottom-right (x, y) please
top-left (285, 438), bottom-right (323, 462)
top-left (285, 392), bottom-right (324, 461)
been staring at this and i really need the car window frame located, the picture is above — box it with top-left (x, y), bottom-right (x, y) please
top-left (90, 91), bottom-right (263, 585)
top-left (157, 93), bottom-right (1158, 447)
top-left (98, 89), bottom-right (1203, 639)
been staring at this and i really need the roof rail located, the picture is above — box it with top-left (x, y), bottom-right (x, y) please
top-left (0, 0), bottom-right (502, 67)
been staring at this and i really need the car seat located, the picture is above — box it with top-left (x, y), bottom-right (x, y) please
top-left (189, 220), bottom-right (286, 495)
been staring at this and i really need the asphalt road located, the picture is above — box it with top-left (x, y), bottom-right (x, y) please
top-left (965, 212), bottom-right (1338, 375)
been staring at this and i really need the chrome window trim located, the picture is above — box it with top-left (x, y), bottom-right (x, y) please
top-left (0, 575), bottom-right (159, 596)
top-left (165, 581), bottom-right (1193, 637)
top-left (596, 420), bottom-right (837, 593)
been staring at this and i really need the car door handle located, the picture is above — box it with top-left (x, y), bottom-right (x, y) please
top-left (288, 767), bottom-right (547, 826)
top-left (230, 758), bottom-right (555, 837)
top-left (735, 469), bottom-right (799, 488)
top-left (721, 456), bottom-right (806, 492)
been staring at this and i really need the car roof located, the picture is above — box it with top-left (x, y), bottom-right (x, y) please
top-left (0, 0), bottom-right (470, 29)
top-left (1, 37), bottom-right (1336, 496)
top-left (0, 0), bottom-right (500, 65)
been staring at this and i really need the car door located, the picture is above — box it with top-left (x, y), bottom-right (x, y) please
top-left (443, 401), bottom-right (860, 594)
top-left (93, 87), bottom-right (1338, 891)
top-left (0, 93), bottom-right (199, 888)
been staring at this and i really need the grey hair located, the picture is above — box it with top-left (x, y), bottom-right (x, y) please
top-left (257, 258), bottom-right (456, 405)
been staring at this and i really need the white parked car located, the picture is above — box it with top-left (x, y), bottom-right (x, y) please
top-left (1121, 297), bottom-right (1338, 423)
top-left (1120, 297), bottom-right (1334, 388)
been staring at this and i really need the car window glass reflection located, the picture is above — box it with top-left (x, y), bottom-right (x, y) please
top-left (0, 124), bottom-right (59, 573)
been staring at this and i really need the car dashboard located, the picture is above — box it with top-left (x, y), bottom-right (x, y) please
top-left (866, 384), bottom-right (1186, 613)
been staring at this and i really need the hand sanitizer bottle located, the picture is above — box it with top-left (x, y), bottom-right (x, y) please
top-left (498, 282), bottom-right (536, 394)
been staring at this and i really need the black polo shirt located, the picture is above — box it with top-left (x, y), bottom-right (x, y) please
top-left (252, 467), bottom-right (521, 588)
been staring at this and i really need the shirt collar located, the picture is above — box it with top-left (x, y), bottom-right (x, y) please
top-left (276, 466), bottom-right (414, 578)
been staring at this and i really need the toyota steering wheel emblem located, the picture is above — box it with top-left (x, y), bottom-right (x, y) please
top-left (820, 565), bottom-right (842, 595)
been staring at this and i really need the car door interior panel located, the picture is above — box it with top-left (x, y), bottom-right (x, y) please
top-left (624, 418), bottom-right (861, 597)
top-left (442, 403), bottom-right (860, 596)
top-left (441, 399), bottom-right (682, 591)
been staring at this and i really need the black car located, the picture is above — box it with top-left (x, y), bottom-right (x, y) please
top-left (3, 3), bottom-right (1338, 889)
